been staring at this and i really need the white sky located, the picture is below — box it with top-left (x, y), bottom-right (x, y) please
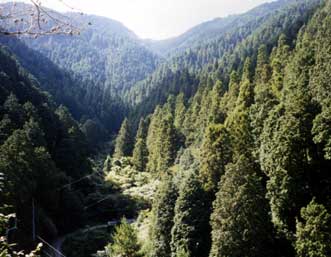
top-left (10, 0), bottom-right (274, 40)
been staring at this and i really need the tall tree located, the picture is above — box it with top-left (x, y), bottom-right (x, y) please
top-left (107, 218), bottom-right (141, 257)
top-left (209, 155), bottom-right (274, 257)
top-left (174, 93), bottom-right (186, 129)
top-left (208, 80), bottom-right (225, 124)
top-left (260, 24), bottom-right (318, 237)
top-left (113, 118), bottom-right (132, 159)
top-left (295, 199), bottom-right (331, 257)
top-left (199, 124), bottom-right (231, 193)
top-left (132, 118), bottom-right (148, 171)
top-left (147, 107), bottom-right (177, 175)
top-left (150, 175), bottom-right (178, 257)
top-left (171, 170), bottom-right (210, 257)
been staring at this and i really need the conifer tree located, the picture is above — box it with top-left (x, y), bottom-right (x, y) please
top-left (295, 199), bottom-right (331, 257)
top-left (236, 57), bottom-right (254, 108)
top-left (174, 93), bottom-right (186, 129)
top-left (171, 170), bottom-right (210, 257)
top-left (310, 2), bottom-right (331, 161)
top-left (157, 112), bottom-right (177, 174)
top-left (270, 34), bottom-right (290, 99)
top-left (199, 124), bottom-right (231, 193)
top-left (220, 71), bottom-right (240, 115)
top-left (146, 107), bottom-right (162, 172)
top-left (150, 175), bottom-right (178, 257)
top-left (132, 118), bottom-right (148, 171)
top-left (147, 107), bottom-right (177, 174)
top-left (107, 218), bottom-right (141, 257)
top-left (182, 87), bottom-right (204, 144)
top-left (113, 118), bottom-right (132, 159)
top-left (260, 25), bottom-right (317, 237)
top-left (209, 80), bottom-right (225, 124)
top-left (209, 155), bottom-right (274, 257)
top-left (250, 45), bottom-right (275, 159)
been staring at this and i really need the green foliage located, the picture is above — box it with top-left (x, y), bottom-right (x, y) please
top-left (107, 219), bottom-right (141, 257)
top-left (150, 176), bottom-right (178, 257)
top-left (209, 155), bottom-right (274, 257)
top-left (199, 124), bottom-right (231, 193)
top-left (174, 93), bottom-right (186, 130)
top-left (171, 170), bottom-right (210, 257)
top-left (295, 199), bottom-right (331, 257)
top-left (0, 45), bottom-right (91, 246)
top-left (113, 118), bottom-right (133, 159)
top-left (146, 106), bottom-right (178, 175)
top-left (132, 119), bottom-right (149, 172)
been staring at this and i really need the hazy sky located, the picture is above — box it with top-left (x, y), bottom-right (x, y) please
top-left (16, 0), bottom-right (274, 39)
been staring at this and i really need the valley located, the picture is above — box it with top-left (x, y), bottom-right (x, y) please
top-left (1, 0), bottom-right (331, 256)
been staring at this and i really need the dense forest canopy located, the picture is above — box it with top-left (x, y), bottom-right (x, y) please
top-left (1, 0), bottom-right (331, 256)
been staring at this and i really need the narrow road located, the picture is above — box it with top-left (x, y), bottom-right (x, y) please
top-left (49, 219), bottom-right (135, 257)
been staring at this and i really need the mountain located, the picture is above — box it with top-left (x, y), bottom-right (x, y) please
top-left (0, 35), bottom-right (127, 141)
top-left (114, 0), bottom-right (331, 256)
top-left (2, 0), bottom-right (331, 257)
top-left (22, 11), bottom-right (162, 97)
top-left (126, 0), bottom-right (322, 119)
top-left (0, 44), bottom-right (92, 246)
top-left (146, 0), bottom-right (292, 56)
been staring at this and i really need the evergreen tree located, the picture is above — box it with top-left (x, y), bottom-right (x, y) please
top-left (295, 199), bottom-right (331, 257)
top-left (250, 44), bottom-right (276, 159)
top-left (220, 71), bottom-right (240, 115)
top-left (310, 1), bottom-right (331, 161)
top-left (107, 218), bottom-right (141, 257)
top-left (147, 107), bottom-right (177, 174)
top-left (132, 118), bottom-right (148, 171)
top-left (55, 105), bottom-right (91, 179)
top-left (150, 175), bottom-right (178, 257)
top-left (236, 58), bottom-right (254, 108)
top-left (157, 113), bottom-right (177, 174)
top-left (146, 107), bottom-right (162, 173)
top-left (260, 23), bottom-right (318, 237)
top-left (113, 118), bottom-right (132, 159)
top-left (208, 80), bottom-right (225, 124)
top-left (171, 170), bottom-right (210, 257)
top-left (174, 93), bottom-right (186, 129)
top-left (270, 34), bottom-right (290, 99)
top-left (209, 155), bottom-right (274, 257)
top-left (199, 124), bottom-right (231, 193)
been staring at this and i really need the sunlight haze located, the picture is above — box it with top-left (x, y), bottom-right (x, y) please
top-left (16, 0), bottom-right (274, 39)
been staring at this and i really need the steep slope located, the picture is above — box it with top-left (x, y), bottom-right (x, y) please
top-left (22, 11), bottom-right (161, 97)
top-left (127, 0), bottom-right (322, 118)
top-left (0, 44), bottom-right (92, 247)
top-left (146, 0), bottom-right (292, 56)
top-left (0, 36), bottom-right (127, 138)
top-left (113, 1), bottom-right (331, 257)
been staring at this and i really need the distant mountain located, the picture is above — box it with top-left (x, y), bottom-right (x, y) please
top-left (126, 0), bottom-right (322, 118)
top-left (23, 11), bottom-right (162, 97)
top-left (146, 0), bottom-right (292, 56)
top-left (0, 3), bottom-right (161, 137)
top-left (0, 0), bottom-right (320, 137)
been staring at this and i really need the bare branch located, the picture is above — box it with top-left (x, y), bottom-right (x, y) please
top-left (0, 0), bottom-right (88, 37)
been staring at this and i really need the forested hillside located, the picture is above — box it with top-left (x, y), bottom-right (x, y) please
top-left (24, 13), bottom-right (161, 96)
top-left (0, 36), bottom-right (128, 140)
top-left (1, 0), bottom-right (331, 256)
top-left (0, 45), bottom-right (140, 256)
top-left (146, 0), bottom-right (294, 56)
top-left (0, 45), bottom-right (92, 247)
top-left (127, 0), bottom-right (322, 117)
top-left (111, 0), bottom-right (331, 256)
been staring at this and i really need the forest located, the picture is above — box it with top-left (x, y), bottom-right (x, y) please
top-left (1, 0), bottom-right (331, 256)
